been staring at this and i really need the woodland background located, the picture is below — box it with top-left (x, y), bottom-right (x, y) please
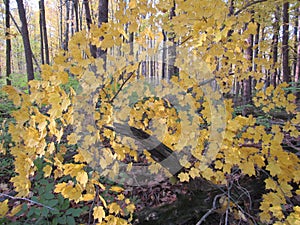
top-left (0, 0), bottom-right (300, 224)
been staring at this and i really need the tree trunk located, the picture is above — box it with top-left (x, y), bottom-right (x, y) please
top-left (272, 6), bottom-right (280, 87)
top-left (293, 7), bottom-right (298, 79)
top-left (168, 0), bottom-right (179, 78)
top-left (73, 0), bottom-right (79, 32)
top-left (162, 30), bottom-right (167, 79)
top-left (16, 0), bottom-right (34, 82)
top-left (97, 0), bottom-right (109, 66)
top-left (5, 0), bottom-right (11, 85)
top-left (83, 0), bottom-right (97, 58)
top-left (295, 4), bottom-right (300, 100)
top-left (252, 22), bottom-right (260, 90)
top-left (40, 0), bottom-right (49, 64)
top-left (59, 0), bottom-right (63, 48)
top-left (243, 20), bottom-right (254, 105)
top-left (39, 1), bottom-right (45, 64)
top-left (63, 0), bottom-right (70, 51)
top-left (282, 2), bottom-right (290, 83)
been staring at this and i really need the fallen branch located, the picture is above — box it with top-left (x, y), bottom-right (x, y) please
top-left (104, 122), bottom-right (182, 175)
top-left (196, 193), bottom-right (224, 225)
top-left (0, 193), bottom-right (57, 211)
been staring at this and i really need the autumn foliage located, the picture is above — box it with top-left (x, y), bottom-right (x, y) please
top-left (1, 0), bottom-right (300, 224)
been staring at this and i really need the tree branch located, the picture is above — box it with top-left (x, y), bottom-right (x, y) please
top-left (9, 11), bottom-right (40, 72)
top-left (109, 62), bottom-right (142, 103)
top-left (196, 194), bottom-right (224, 225)
top-left (0, 193), bottom-right (57, 211)
top-left (234, 0), bottom-right (268, 16)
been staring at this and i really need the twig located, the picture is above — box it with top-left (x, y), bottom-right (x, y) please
top-left (109, 62), bottom-right (142, 103)
top-left (196, 194), bottom-right (224, 225)
top-left (0, 193), bottom-right (57, 211)
top-left (225, 180), bottom-right (234, 225)
top-left (234, 0), bottom-right (268, 16)
top-left (236, 180), bottom-right (252, 210)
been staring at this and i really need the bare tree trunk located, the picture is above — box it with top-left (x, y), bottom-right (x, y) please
top-left (70, 0), bottom-right (75, 36)
top-left (168, 0), bottom-right (178, 78)
top-left (79, 0), bottom-right (83, 31)
top-left (272, 6), bottom-right (280, 87)
top-left (243, 19), bottom-right (254, 105)
top-left (293, 7), bottom-right (298, 79)
top-left (16, 0), bottom-right (34, 82)
top-left (295, 4), bottom-right (300, 100)
top-left (162, 30), bottom-right (167, 79)
top-left (97, 0), bottom-right (109, 66)
top-left (282, 2), bottom-right (290, 83)
top-left (59, 0), bottom-right (63, 48)
top-left (234, 79), bottom-right (240, 106)
top-left (252, 22), bottom-right (260, 89)
top-left (39, 0), bottom-right (44, 64)
top-left (73, 0), bottom-right (79, 32)
top-left (39, 0), bottom-right (49, 64)
top-left (83, 0), bottom-right (97, 58)
top-left (63, 0), bottom-right (70, 51)
top-left (5, 0), bottom-right (11, 85)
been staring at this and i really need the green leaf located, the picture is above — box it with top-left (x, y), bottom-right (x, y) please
top-left (57, 215), bottom-right (66, 224)
top-left (27, 207), bottom-right (35, 217)
top-left (43, 192), bottom-right (55, 200)
top-left (66, 208), bottom-right (82, 217)
top-left (33, 207), bottom-right (41, 216)
top-left (61, 199), bottom-right (70, 210)
top-left (66, 216), bottom-right (76, 225)
top-left (52, 217), bottom-right (58, 225)
top-left (47, 199), bottom-right (58, 207)
top-left (41, 207), bottom-right (49, 217)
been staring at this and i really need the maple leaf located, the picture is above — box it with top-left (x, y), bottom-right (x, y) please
top-left (9, 204), bottom-right (22, 217)
top-left (266, 160), bottom-right (282, 177)
top-left (178, 172), bottom-right (190, 182)
top-left (43, 165), bottom-right (52, 177)
top-left (93, 206), bottom-right (105, 222)
top-left (76, 171), bottom-right (88, 187)
top-left (0, 199), bottom-right (9, 218)
top-left (110, 186), bottom-right (124, 193)
top-left (108, 202), bottom-right (122, 215)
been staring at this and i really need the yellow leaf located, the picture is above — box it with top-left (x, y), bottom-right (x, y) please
top-left (76, 171), bottom-right (88, 187)
top-left (247, 22), bottom-right (257, 34)
top-left (99, 194), bottom-right (107, 208)
top-left (179, 156), bottom-right (191, 168)
top-left (9, 204), bottom-right (22, 217)
top-left (239, 161), bottom-right (255, 176)
top-left (118, 28), bottom-right (129, 41)
top-left (264, 178), bottom-right (277, 190)
top-left (126, 203), bottom-right (135, 213)
top-left (0, 199), bottom-right (9, 218)
top-left (82, 193), bottom-right (94, 201)
top-left (266, 160), bottom-right (282, 176)
top-left (67, 133), bottom-right (79, 145)
top-left (108, 202), bottom-right (122, 215)
top-left (47, 142), bottom-right (55, 154)
top-left (129, 0), bottom-right (137, 9)
top-left (117, 194), bottom-right (125, 201)
top-left (93, 206), bottom-right (105, 222)
top-left (63, 163), bottom-right (85, 177)
top-left (2, 85), bottom-right (21, 106)
top-left (189, 167), bottom-right (200, 179)
top-left (178, 172), bottom-right (190, 182)
top-left (54, 182), bottom-right (67, 193)
top-left (110, 186), bottom-right (124, 193)
top-left (43, 165), bottom-right (52, 177)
